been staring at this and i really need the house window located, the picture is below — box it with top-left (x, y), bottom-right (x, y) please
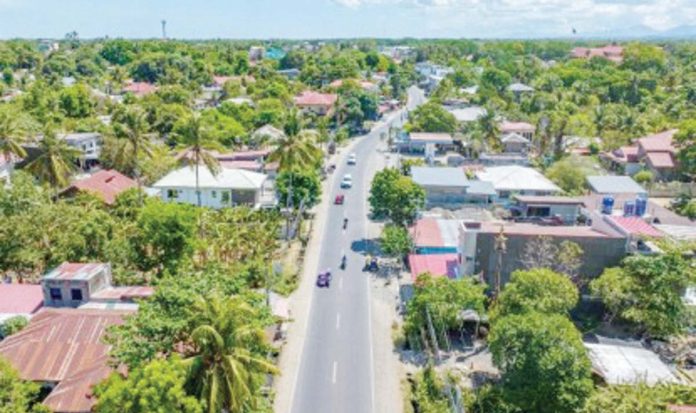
top-left (221, 191), bottom-right (230, 203)
top-left (71, 289), bottom-right (83, 301)
top-left (211, 190), bottom-right (217, 198)
top-left (50, 288), bottom-right (62, 300)
top-left (166, 189), bottom-right (179, 199)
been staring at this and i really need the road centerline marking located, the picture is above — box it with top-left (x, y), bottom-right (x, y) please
top-left (336, 313), bottom-right (341, 330)
top-left (332, 361), bottom-right (338, 384)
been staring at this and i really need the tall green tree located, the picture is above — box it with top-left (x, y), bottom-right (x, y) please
top-left (590, 247), bottom-right (695, 338)
top-left (268, 112), bottom-right (321, 172)
top-left (109, 106), bottom-right (153, 201)
top-left (25, 128), bottom-right (80, 190)
top-left (491, 268), bottom-right (578, 321)
top-left (0, 356), bottom-right (48, 413)
top-left (0, 108), bottom-right (30, 185)
top-left (184, 294), bottom-right (278, 413)
top-left (581, 382), bottom-right (696, 413)
top-left (369, 167), bottom-right (425, 226)
top-left (173, 113), bottom-right (222, 207)
top-left (95, 358), bottom-right (202, 413)
top-left (489, 312), bottom-right (593, 413)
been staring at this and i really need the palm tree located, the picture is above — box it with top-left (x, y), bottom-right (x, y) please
top-left (476, 109), bottom-right (499, 150)
top-left (184, 294), bottom-right (278, 413)
top-left (268, 112), bottom-right (321, 172)
top-left (26, 128), bottom-right (81, 191)
top-left (0, 109), bottom-right (30, 185)
top-left (173, 113), bottom-right (222, 207)
top-left (110, 106), bottom-right (153, 203)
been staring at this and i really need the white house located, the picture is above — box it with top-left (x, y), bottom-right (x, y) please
top-left (476, 165), bottom-right (561, 201)
top-left (153, 166), bottom-right (275, 209)
top-left (59, 132), bottom-right (103, 167)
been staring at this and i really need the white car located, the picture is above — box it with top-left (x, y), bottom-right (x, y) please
top-left (347, 153), bottom-right (357, 165)
top-left (340, 174), bottom-right (353, 188)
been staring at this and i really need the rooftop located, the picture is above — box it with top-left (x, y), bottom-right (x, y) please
top-left (585, 341), bottom-right (678, 385)
top-left (645, 151), bottom-right (675, 169)
top-left (294, 91), bottom-right (338, 107)
top-left (0, 284), bottom-right (43, 315)
top-left (408, 254), bottom-right (459, 282)
top-left (514, 195), bottom-right (584, 205)
top-left (607, 216), bottom-right (664, 238)
top-left (476, 165), bottom-right (561, 193)
top-left (90, 286), bottom-right (155, 302)
top-left (587, 175), bottom-right (647, 195)
top-left (67, 169), bottom-right (137, 204)
top-left (411, 166), bottom-right (468, 188)
top-left (500, 121), bottom-right (535, 133)
top-left (411, 218), bottom-right (461, 249)
top-left (0, 308), bottom-right (130, 412)
top-left (478, 221), bottom-right (620, 238)
top-left (43, 262), bottom-right (109, 281)
top-left (507, 82), bottom-right (534, 93)
top-left (447, 106), bottom-right (486, 122)
top-left (409, 132), bottom-right (454, 144)
top-left (153, 166), bottom-right (267, 190)
top-left (637, 129), bottom-right (677, 153)
top-left (500, 132), bottom-right (530, 144)
top-left (122, 81), bottom-right (158, 96)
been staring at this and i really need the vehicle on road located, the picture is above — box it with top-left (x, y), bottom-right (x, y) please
top-left (316, 272), bottom-right (330, 288)
top-left (340, 174), bottom-right (353, 188)
top-left (343, 217), bottom-right (348, 229)
top-left (341, 254), bottom-right (347, 270)
top-left (347, 153), bottom-right (357, 165)
top-left (334, 194), bottom-right (345, 205)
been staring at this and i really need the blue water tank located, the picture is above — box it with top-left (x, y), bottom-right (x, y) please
top-left (601, 196), bottom-right (614, 214)
top-left (635, 197), bottom-right (647, 217)
top-left (624, 201), bottom-right (635, 217)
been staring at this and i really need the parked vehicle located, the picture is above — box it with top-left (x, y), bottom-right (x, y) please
top-left (335, 194), bottom-right (345, 205)
top-left (347, 153), bottom-right (357, 165)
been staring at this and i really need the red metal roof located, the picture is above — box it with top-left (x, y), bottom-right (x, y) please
top-left (122, 81), bottom-right (157, 96)
top-left (294, 91), bottom-right (338, 107)
top-left (0, 284), bottom-right (43, 315)
top-left (500, 121), bottom-right (534, 133)
top-left (411, 218), bottom-right (444, 247)
top-left (668, 406), bottom-right (696, 413)
top-left (638, 129), bottom-right (677, 153)
top-left (0, 308), bottom-right (129, 382)
top-left (42, 358), bottom-right (112, 413)
top-left (645, 151), bottom-right (675, 169)
top-left (408, 254), bottom-right (459, 282)
top-left (608, 216), bottom-right (664, 238)
top-left (43, 263), bottom-right (108, 281)
top-left (70, 169), bottom-right (137, 204)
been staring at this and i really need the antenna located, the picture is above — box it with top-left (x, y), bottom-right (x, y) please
top-left (161, 20), bottom-right (167, 39)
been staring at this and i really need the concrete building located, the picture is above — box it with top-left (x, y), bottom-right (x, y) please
top-left (411, 167), bottom-right (496, 207)
top-left (411, 218), bottom-right (461, 254)
top-left (510, 195), bottom-right (584, 224)
top-left (293, 91), bottom-right (337, 116)
top-left (476, 165), bottom-right (562, 201)
top-left (153, 165), bottom-right (274, 209)
top-left (500, 121), bottom-right (535, 141)
top-left (59, 132), bottom-right (103, 168)
top-left (500, 132), bottom-right (530, 154)
top-left (41, 262), bottom-right (153, 309)
top-left (458, 221), bottom-right (626, 287)
top-left (586, 175), bottom-right (647, 197)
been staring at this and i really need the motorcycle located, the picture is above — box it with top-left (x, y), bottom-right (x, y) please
top-left (343, 217), bottom-right (348, 229)
top-left (341, 254), bottom-right (347, 270)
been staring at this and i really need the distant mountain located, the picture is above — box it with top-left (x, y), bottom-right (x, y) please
top-left (577, 24), bottom-right (696, 40)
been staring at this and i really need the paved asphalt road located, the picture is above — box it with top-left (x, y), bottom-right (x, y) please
top-left (290, 87), bottom-right (425, 413)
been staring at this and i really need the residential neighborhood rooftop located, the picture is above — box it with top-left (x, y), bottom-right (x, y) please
top-left (153, 166), bottom-right (267, 190)
top-left (66, 169), bottom-right (137, 204)
top-left (478, 221), bottom-right (620, 238)
top-left (408, 254), bottom-right (459, 281)
top-left (411, 166), bottom-right (468, 188)
top-left (43, 262), bottom-right (110, 281)
top-left (586, 175), bottom-right (647, 195)
top-left (0, 284), bottom-right (44, 319)
top-left (475, 165), bottom-right (561, 193)
top-left (585, 341), bottom-right (678, 385)
top-left (293, 90), bottom-right (338, 106)
top-left (514, 195), bottom-right (584, 205)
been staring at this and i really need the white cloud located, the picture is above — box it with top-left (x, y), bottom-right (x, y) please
top-left (332, 0), bottom-right (696, 34)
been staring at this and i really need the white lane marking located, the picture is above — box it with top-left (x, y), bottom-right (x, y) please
top-left (339, 277), bottom-right (343, 290)
top-left (336, 313), bottom-right (341, 330)
top-left (332, 361), bottom-right (338, 384)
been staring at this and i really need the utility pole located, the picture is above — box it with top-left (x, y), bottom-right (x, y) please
top-left (161, 20), bottom-right (167, 40)
top-left (494, 225), bottom-right (507, 298)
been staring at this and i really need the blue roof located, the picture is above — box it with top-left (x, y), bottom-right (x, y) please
top-left (411, 167), bottom-right (469, 188)
top-left (587, 175), bottom-right (647, 195)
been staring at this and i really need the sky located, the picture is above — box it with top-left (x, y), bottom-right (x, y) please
top-left (0, 0), bottom-right (694, 39)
